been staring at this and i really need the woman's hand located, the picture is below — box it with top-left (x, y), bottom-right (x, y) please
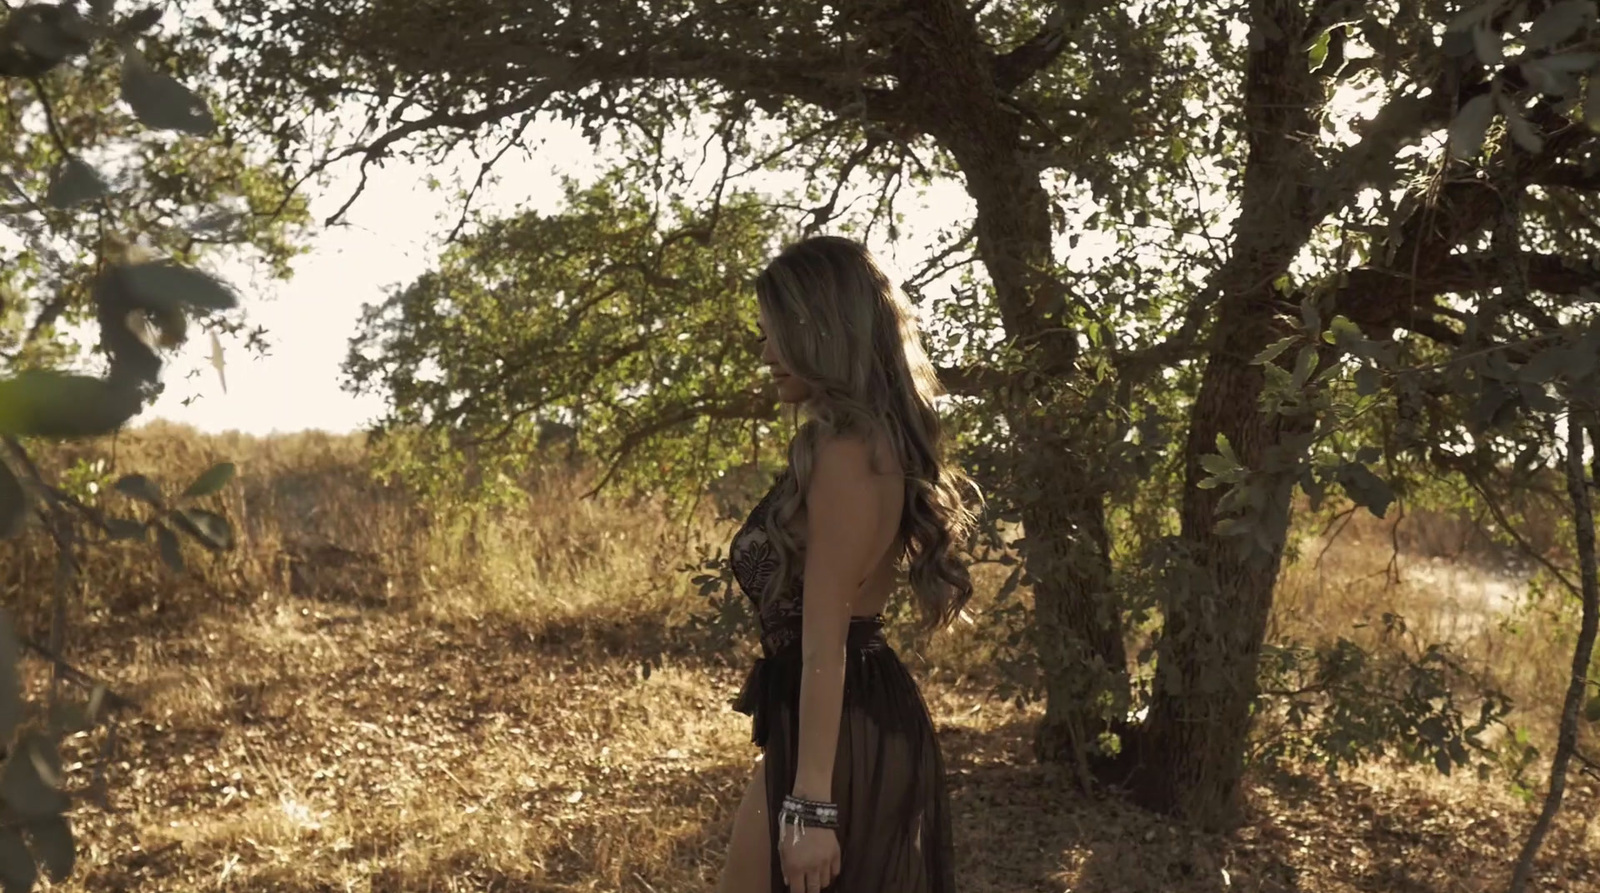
top-left (778, 824), bottom-right (841, 893)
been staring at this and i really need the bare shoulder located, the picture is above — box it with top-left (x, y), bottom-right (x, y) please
top-left (807, 432), bottom-right (903, 535)
top-left (804, 433), bottom-right (903, 565)
top-left (809, 432), bottom-right (901, 485)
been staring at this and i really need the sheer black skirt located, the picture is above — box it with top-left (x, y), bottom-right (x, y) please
top-left (734, 616), bottom-right (956, 893)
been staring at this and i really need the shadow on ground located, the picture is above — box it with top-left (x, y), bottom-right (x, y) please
top-left (940, 714), bottom-right (1598, 893)
top-left (54, 590), bottom-right (1600, 893)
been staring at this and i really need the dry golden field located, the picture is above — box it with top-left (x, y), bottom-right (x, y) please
top-left (2, 422), bottom-right (1596, 892)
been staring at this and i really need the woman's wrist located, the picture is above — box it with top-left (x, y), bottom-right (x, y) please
top-left (790, 775), bottom-right (833, 801)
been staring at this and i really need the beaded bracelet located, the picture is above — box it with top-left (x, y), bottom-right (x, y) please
top-left (779, 794), bottom-right (840, 843)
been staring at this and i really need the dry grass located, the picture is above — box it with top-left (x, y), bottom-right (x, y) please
top-left (2, 423), bottom-right (1596, 892)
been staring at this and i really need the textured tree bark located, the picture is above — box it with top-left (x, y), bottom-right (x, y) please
top-left (1128, 0), bottom-right (1322, 830)
top-left (896, 0), bottom-right (1129, 777)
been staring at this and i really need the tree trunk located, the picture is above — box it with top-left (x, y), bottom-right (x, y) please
top-left (1508, 415), bottom-right (1600, 893)
top-left (1130, 317), bottom-right (1301, 826)
top-left (1020, 458), bottom-right (1129, 774)
top-left (1128, 0), bottom-right (1323, 829)
top-left (894, 0), bottom-right (1130, 777)
top-left (959, 143), bottom-right (1129, 776)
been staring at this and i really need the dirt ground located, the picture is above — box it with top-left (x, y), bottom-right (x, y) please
top-left (34, 592), bottom-right (1598, 893)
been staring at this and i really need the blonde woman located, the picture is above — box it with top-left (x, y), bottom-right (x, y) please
top-left (717, 236), bottom-right (977, 893)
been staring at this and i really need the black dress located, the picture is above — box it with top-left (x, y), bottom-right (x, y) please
top-left (730, 471), bottom-right (957, 893)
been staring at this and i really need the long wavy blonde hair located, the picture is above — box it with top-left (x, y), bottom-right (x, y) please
top-left (755, 235), bottom-right (979, 633)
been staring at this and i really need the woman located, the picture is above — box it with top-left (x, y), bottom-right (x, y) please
top-left (717, 236), bottom-right (977, 893)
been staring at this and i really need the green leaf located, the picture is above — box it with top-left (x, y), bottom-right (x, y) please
top-left (1292, 296), bottom-right (1318, 334)
top-left (0, 372), bottom-right (141, 439)
top-left (0, 735), bottom-right (68, 818)
top-left (1292, 346), bottom-right (1318, 388)
top-left (181, 462), bottom-right (235, 498)
top-left (24, 817), bottom-right (73, 883)
top-left (1519, 379), bottom-right (1562, 413)
top-left (156, 524), bottom-right (184, 572)
top-left (995, 563), bottom-right (1023, 603)
top-left (45, 158), bottom-right (109, 209)
top-left (46, 699), bottom-right (91, 736)
top-left (1433, 749), bottom-right (1453, 776)
top-left (1586, 75), bottom-right (1600, 130)
top-left (1447, 0), bottom-right (1502, 32)
top-left (1520, 345), bottom-right (1570, 383)
top-left (1442, 27), bottom-right (1476, 57)
top-left (1521, 58), bottom-right (1580, 97)
top-left (0, 612), bottom-right (22, 743)
top-left (103, 518), bottom-right (146, 541)
top-left (0, 829), bottom-right (36, 893)
top-left (1499, 93), bottom-right (1546, 152)
top-left (119, 48), bottom-right (216, 135)
top-left (111, 261), bottom-right (238, 313)
top-left (1584, 695), bottom-right (1600, 723)
top-left (1538, 51), bottom-right (1600, 72)
top-left (1216, 433), bottom-right (1239, 464)
top-left (173, 508), bottom-right (233, 551)
top-left (1525, 0), bottom-right (1596, 50)
top-left (0, 460), bottom-right (25, 539)
top-left (121, 6), bottom-right (163, 32)
top-left (1301, 468), bottom-right (1327, 511)
top-left (1325, 315), bottom-right (1366, 353)
top-left (1214, 517), bottom-right (1252, 538)
top-left (1354, 365), bottom-right (1382, 396)
top-left (1339, 462), bottom-right (1395, 518)
top-left (113, 474), bottom-right (163, 506)
top-left (1199, 453), bottom-right (1238, 476)
top-left (1252, 336), bottom-right (1295, 366)
top-left (1449, 93), bottom-right (1497, 160)
top-left (12, 5), bottom-right (94, 63)
top-left (1308, 28), bottom-right (1330, 70)
top-left (1473, 23), bottom-right (1504, 66)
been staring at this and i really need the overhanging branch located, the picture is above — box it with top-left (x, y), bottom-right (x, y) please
top-left (936, 362), bottom-right (1008, 396)
top-left (1309, 76), bottom-right (1456, 221)
top-left (584, 389), bottom-right (778, 496)
top-left (1335, 252), bottom-right (1599, 343)
top-left (990, 1), bottom-right (1112, 93)
top-left (1536, 164), bottom-right (1600, 191)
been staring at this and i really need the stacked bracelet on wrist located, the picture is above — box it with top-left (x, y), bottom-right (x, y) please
top-left (779, 794), bottom-right (840, 843)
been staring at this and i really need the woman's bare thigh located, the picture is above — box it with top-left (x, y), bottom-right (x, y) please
top-left (717, 757), bottom-right (771, 893)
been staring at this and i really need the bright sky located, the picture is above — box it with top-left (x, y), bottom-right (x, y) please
top-left (143, 118), bottom-right (993, 436)
top-left (145, 123), bottom-right (605, 435)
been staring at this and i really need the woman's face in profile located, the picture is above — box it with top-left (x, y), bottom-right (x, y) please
top-left (757, 305), bottom-right (810, 405)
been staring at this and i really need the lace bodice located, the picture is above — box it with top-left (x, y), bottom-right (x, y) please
top-left (730, 471), bottom-right (805, 652)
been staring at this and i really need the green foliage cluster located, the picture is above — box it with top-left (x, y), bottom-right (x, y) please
top-left (344, 173), bottom-right (794, 505)
top-left (0, 1), bottom-right (306, 886)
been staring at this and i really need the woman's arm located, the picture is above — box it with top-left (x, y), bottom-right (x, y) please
top-left (791, 436), bottom-right (895, 802)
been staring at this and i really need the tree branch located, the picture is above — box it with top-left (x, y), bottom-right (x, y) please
top-left (313, 32), bottom-right (915, 226)
top-left (1309, 75), bottom-right (1457, 221)
top-left (1536, 164), bottom-right (1600, 191)
top-left (321, 86), bottom-right (562, 225)
top-left (582, 389), bottom-right (778, 497)
top-left (1337, 251), bottom-right (1600, 341)
top-left (935, 362), bottom-right (1008, 396)
top-left (20, 635), bottom-right (137, 713)
top-left (990, 1), bottom-right (1111, 94)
